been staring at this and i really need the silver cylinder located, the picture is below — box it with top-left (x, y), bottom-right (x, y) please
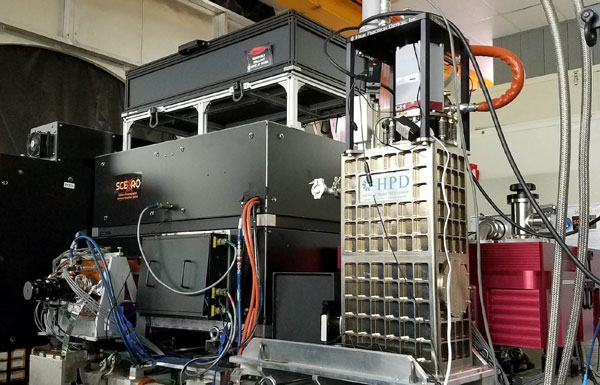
top-left (507, 183), bottom-right (538, 237)
top-left (439, 117), bottom-right (447, 141)
top-left (479, 218), bottom-right (507, 241)
top-left (360, 0), bottom-right (391, 32)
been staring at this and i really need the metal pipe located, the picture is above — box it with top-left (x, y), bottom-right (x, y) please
top-left (540, 0), bottom-right (572, 383)
top-left (360, 0), bottom-right (391, 31)
top-left (556, 0), bottom-right (592, 383)
top-left (479, 218), bottom-right (506, 241)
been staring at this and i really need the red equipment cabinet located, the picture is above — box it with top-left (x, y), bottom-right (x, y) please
top-left (469, 240), bottom-right (600, 349)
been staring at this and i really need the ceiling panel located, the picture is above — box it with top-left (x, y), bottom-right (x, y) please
top-left (502, 4), bottom-right (551, 31)
top-left (460, 15), bottom-right (520, 43)
top-left (390, 0), bottom-right (589, 39)
top-left (482, 0), bottom-right (539, 15)
top-left (553, 1), bottom-right (577, 20)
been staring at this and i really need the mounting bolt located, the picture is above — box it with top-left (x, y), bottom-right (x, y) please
top-left (180, 207), bottom-right (186, 213)
top-left (67, 176), bottom-right (74, 182)
top-left (278, 133), bottom-right (285, 140)
top-left (271, 197), bottom-right (277, 203)
top-left (248, 132), bottom-right (254, 139)
top-left (149, 211), bottom-right (155, 216)
top-left (583, 10), bottom-right (592, 19)
top-left (100, 162), bottom-right (106, 167)
top-left (1, 181), bottom-right (7, 186)
top-left (180, 146), bottom-right (185, 152)
top-left (103, 216), bottom-right (108, 221)
top-left (154, 152), bottom-right (160, 157)
top-left (17, 170), bottom-right (23, 175)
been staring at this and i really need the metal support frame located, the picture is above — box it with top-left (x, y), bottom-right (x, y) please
top-left (278, 75), bottom-right (304, 128)
top-left (345, 41), bottom-right (355, 150)
top-left (419, 17), bottom-right (431, 141)
top-left (230, 338), bottom-right (495, 385)
top-left (459, 47), bottom-right (470, 150)
top-left (121, 71), bottom-right (345, 150)
top-left (194, 101), bottom-right (209, 135)
top-left (344, 13), bottom-right (470, 150)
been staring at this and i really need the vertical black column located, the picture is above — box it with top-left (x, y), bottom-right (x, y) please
top-left (419, 17), bottom-right (431, 140)
top-left (389, 59), bottom-right (396, 143)
top-left (460, 40), bottom-right (470, 150)
top-left (345, 41), bottom-right (355, 150)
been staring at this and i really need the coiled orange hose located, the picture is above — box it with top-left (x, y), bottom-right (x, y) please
top-left (471, 45), bottom-right (525, 111)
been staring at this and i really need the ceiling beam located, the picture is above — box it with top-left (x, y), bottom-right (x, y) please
top-left (270, 0), bottom-right (493, 87)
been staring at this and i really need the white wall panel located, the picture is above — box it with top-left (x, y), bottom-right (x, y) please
top-left (469, 66), bottom-right (600, 215)
top-left (73, 0), bottom-right (143, 64)
top-left (141, 0), bottom-right (214, 63)
top-left (0, 0), bottom-right (63, 37)
top-left (0, 0), bottom-right (252, 79)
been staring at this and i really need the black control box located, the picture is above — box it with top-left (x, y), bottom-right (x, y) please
top-left (27, 121), bottom-right (121, 161)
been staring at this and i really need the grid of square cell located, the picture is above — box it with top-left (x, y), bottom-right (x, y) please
top-left (343, 261), bottom-right (433, 361)
top-left (341, 146), bottom-right (472, 368)
top-left (342, 149), bottom-right (432, 254)
top-left (435, 149), bottom-right (467, 255)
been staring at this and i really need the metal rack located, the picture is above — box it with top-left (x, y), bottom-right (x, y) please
top-left (122, 70), bottom-right (346, 150)
top-left (344, 13), bottom-right (471, 149)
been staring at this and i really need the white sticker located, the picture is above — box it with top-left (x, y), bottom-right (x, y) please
top-left (9, 359), bottom-right (23, 369)
top-left (0, 361), bottom-right (6, 371)
top-left (0, 372), bottom-right (6, 382)
top-left (63, 182), bottom-right (75, 190)
top-left (359, 170), bottom-right (413, 204)
top-left (0, 352), bottom-right (7, 360)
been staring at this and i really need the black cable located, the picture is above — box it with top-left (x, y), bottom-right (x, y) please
top-left (472, 177), bottom-right (551, 238)
top-left (323, 25), bottom-right (362, 80)
top-left (567, 216), bottom-right (600, 236)
top-left (381, 84), bottom-right (394, 94)
top-left (437, 16), bottom-right (600, 285)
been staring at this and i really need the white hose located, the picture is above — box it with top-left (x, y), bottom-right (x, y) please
top-left (540, 1), bottom-right (572, 384)
top-left (556, 1), bottom-right (592, 383)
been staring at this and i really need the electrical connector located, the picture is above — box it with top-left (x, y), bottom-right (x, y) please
top-left (213, 306), bottom-right (227, 315)
top-left (214, 288), bottom-right (228, 297)
top-left (155, 202), bottom-right (174, 210)
top-left (214, 238), bottom-right (228, 247)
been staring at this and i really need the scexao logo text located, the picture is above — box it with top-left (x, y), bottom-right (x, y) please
top-left (115, 178), bottom-right (141, 192)
top-left (114, 173), bottom-right (143, 201)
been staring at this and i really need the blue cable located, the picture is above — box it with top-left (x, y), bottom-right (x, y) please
top-left (213, 332), bottom-right (226, 385)
top-left (583, 319), bottom-right (600, 385)
top-left (71, 234), bottom-right (149, 362)
top-left (212, 364), bottom-right (219, 385)
top-left (85, 240), bottom-right (145, 359)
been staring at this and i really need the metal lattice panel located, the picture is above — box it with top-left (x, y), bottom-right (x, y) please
top-left (340, 142), bottom-right (471, 376)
